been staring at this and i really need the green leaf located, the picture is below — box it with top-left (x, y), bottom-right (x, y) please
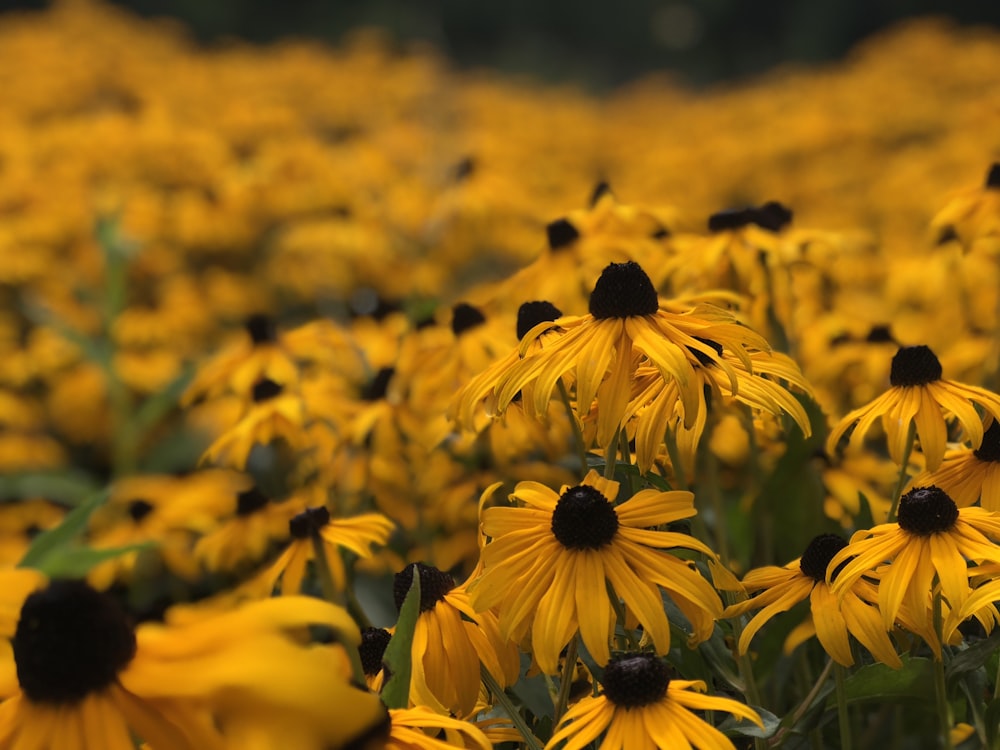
top-left (380, 564), bottom-right (420, 709)
top-left (31, 542), bottom-right (156, 578)
top-left (838, 655), bottom-right (935, 705)
top-left (133, 366), bottom-right (194, 434)
top-left (18, 489), bottom-right (108, 571)
top-left (947, 630), bottom-right (1000, 684)
top-left (719, 705), bottom-right (780, 738)
top-left (985, 697), bottom-right (1000, 746)
top-left (0, 471), bottom-right (100, 505)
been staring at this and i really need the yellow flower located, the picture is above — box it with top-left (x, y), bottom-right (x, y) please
top-left (385, 705), bottom-right (491, 750)
top-left (546, 654), bottom-right (762, 750)
top-left (470, 470), bottom-right (720, 674)
top-left (259, 505), bottom-right (395, 594)
top-left (826, 344), bottom-right (1000, 472)
top-left (830, 486), bottom-right (1000, 635)
top-left (913, 418), bottom-right (1000, 510)
top-left (0, 579), bottom-right (388, 749)
top-left (491, 261), bottom-right (772, 452)
top-left (725, 534), bottom-right (901, 668)
top-left (395, 563), bottom-right (519, 718)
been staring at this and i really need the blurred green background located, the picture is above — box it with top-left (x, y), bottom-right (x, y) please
top-left (66, 0), bottom-right (1000, 88)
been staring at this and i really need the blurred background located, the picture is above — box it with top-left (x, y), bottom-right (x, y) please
top-left (26, 0), bottom-right (997, 87)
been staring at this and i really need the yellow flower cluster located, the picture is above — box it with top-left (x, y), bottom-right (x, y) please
top-left (2, 1), bottom-right (1000, 748)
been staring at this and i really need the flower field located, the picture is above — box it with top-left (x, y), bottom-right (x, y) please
top-left (2, 1), bottom-right (1000, 748)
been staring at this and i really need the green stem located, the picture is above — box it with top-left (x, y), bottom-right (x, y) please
top-left (886, 421), bottom-right (917, 523)
top-left (607, 581), bottom-right (639, 650)
top-left (834, 663), bottom-right (853, 750)
top-left (553, 634), bottom-right (579, 725)
top-left (481, 664), bottom-right (543, 750)
top-left (618, 429), bottom-right (638, 495)
top-left (933, 594), bottom-right (955, 750)
top-left (310, 533), bottom-right (345, 607)
top-left (664, 427), bottom-right (688, 490)
top-left (557, 380), bottom-right (590, 474)
top-left (603, 438), bottom-right (618, 480)
top-left (769, 658), bottom-right (834, 747)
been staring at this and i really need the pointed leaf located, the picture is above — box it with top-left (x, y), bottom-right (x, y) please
top-left (18, 489), bottom-right (108, 570)
top-left (380, 565), bottom-right (420, 709)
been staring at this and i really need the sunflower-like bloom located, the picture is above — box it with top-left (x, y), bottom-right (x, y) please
top-left (259, 505), bottom-right (395, 594)
top-left (625, 344), bottom-right (812, 475)
top-left (201, 378), bottom-right (310, 468)
top-left (396, 563), bottom-right (519, 718)
top-left (929, 163), bottom-right (1000, 251)
top-left (489, 261), bottom-right (774, 451)
top-left (0, 579), bottom-right (388, 750)
top-left (826, 344), bottom-right (1000, 472)
top-left (470, 470), bottom-right (721, 675)
top-left (913, 418), bottom-right (1000, 510)
top-left (723, 534), bottom-right (901, 668)
top-left (546, 654), bottom-right (762, 750)
top-left (829, 486), bottom-right (1000, 634)
top-left (385, 705), bottom-right (492, 750)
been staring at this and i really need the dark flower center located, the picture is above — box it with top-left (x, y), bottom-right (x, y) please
top-left (897, 486), bottom-right (959, 536)
top-left (245, 314), bottom-right (276, 344)
top-left (974, 420), bottom-right (1000, 463)
top-left (590, 181), bottom-right (612, 206)
top-left (13, 580), bottom-right (137, 704)
top-left (252, 378), bottom-right (283, 402)
top-left (451, 303), bottom-right (486, 336)
top-left (516, 301), bottom-right (563, 340)
top-left (708, 207), bottom-right (754, 232)
top-left (551, 485), bottom-right (619, 550)
top-left (289, 506), bottom-right (331, 539)
top-left (753, 201), bottom-right (793, 232)
top-left (393, 562), bottom-right (455, 613)
top-left (236, 487), bottom-right (270, 516)
top-left (451, 156), bottom-right (476, 182)
top-left (865, 325), bottom-right (895, 344)
top-left (127, 499), bottom-right (154, 523)
top-left (359, 627), bottom-right (392, 676)
top-left (799, 533), bottom-right (849, 581)
top-left (986, 163), bottom-right (1000, 189)
top-left (588, 261), bottom-right (659, 319)
top-left (889, 345), bottom-right (942, 387)
top-left (546, 218), bottom-right (579, 251)
top-left (362, 367), bottom-right (395, 402)
top-left (601, 654), bottom-right (671, 708)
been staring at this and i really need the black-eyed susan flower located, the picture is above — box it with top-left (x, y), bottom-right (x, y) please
top-left (490, 261), bottom-right (772, 452)
top-left (913, 418), bottom-right (1000, 510)
top-left (545, 653), bottom-right (762, 750)
top-left (258, 505), bottom-right (395, 595)
top-left (396, 563), bottom-right (519, 718)
top-left (826, 344), bottom-right (1000, 472)
top-left (193, 485), bottom-right (305, 574)
top-left (829, 486), bottom-right (1000, 633)
top-left (0, 578), bottom-right (389, 749)
top-left (724, 533), bottom-right (901, 668)
top-left (359, 626), bottom-right (392, 692)
top-left (470, 470), bottom-right (721, 675)
top-left (385, 704), bottom-right (491, 750)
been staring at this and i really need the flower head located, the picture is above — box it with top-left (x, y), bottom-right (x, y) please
top-left (545, 654), bottom-right (762, 750)
top-left (470, 470), bottom-right (721, 674)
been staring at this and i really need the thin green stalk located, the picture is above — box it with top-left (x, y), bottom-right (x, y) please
top-left (553, 634), bottom-right (579, 725)
top-left (933, 594), bottom-right (955, 750)
top-left (557, 380), bottom-right (589, 473)
top-left (606, 581), bottom-right (639, 650)
top-left (886, 421), bottom-right (917, 523)
top-left (663, 427), bottom-right (688, 489)
top-left (481, 664), bottom-right (544, 750)
top-left (603, 438), bottom-right (617, 480)
top-left (769, 658), bottom-right (834, 747)
top-left (618, 429), bottom-right (638, 495)
top-left (834, 663), bottom-right (853, 750)
top-left (310, 533), bottom-right (346, 607)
